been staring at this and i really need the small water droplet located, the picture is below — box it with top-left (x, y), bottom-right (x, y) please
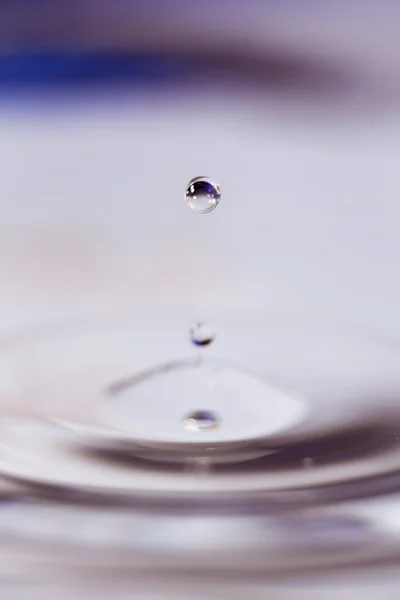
top-left (182, 410), bottom-right (221, 431)
top-left (185, 176), bottom-right (221, 214)
top-left (189, 322), bottom-right (216, 347)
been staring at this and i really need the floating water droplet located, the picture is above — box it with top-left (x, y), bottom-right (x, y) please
top-left (189, 322), bottom-right (216, 347)
top-left (185, 176), bottom-right (221, 214)
top-left (182, 410), bottom-right (221, 432)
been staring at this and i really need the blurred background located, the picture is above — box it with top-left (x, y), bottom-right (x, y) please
top-left (0, 0), bottom-right (399, 335)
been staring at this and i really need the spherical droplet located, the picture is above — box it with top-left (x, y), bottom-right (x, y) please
top-left (182, 410), bottom-right (221, 431)
top-left (185, 176), bottom-right (221, 214)
top-left (189, 322), bottom-right (216, 347)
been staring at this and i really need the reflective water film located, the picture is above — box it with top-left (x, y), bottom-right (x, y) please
top-left (0, 316), bottom-right (399, 599)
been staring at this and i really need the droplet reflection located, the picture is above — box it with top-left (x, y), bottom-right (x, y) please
top-left (182, 410), bottom-right (221, 432)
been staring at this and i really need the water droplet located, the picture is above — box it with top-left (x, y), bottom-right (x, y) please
top-left (189, 322), bottom-right (216, 347)
top-left (182, 410), bottom-right (221, 431)
top-left (185, 176), bottom-right (221, 214)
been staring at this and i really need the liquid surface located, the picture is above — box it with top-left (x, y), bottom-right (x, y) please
top-left (0, 316), bottom-right (398, 594)
top-left (185, 176), bottom-right (221, 214)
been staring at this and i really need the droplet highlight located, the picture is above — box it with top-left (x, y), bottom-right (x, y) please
top-left (185, 176), bottom-right (221, 214)
top-left (182, 410), bottom-right (221, 432)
